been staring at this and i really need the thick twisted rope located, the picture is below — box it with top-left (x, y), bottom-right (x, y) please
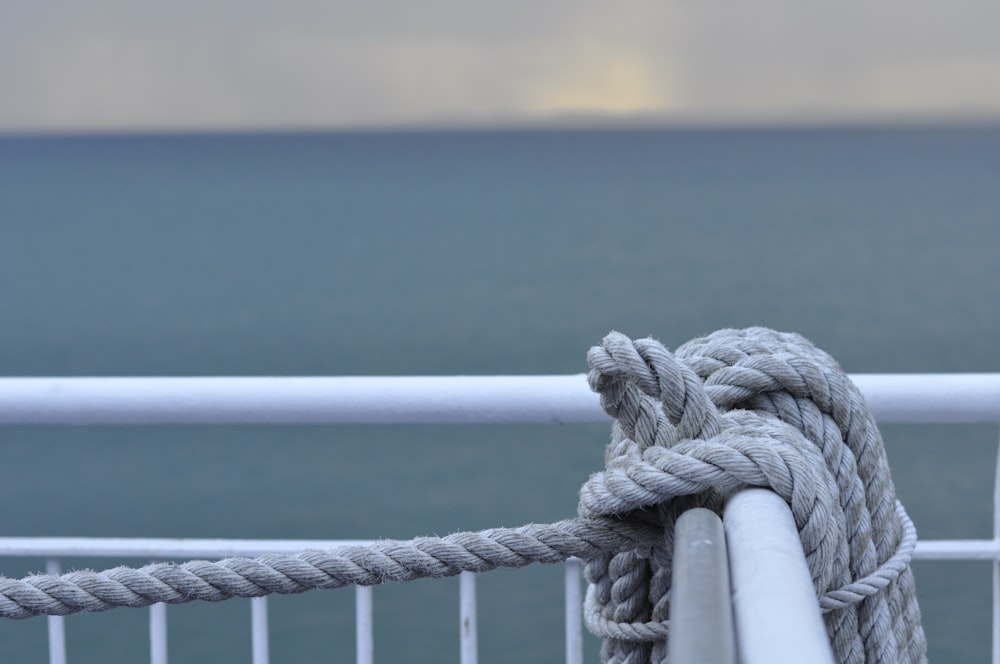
top-left (0, 518), bottom-right (659, 619)
top-left (582, 328), bottom-right (925, 663)
top-left (0, 328), bottom-right (926, 663)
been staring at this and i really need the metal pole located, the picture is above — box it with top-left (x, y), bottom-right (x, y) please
top-left (993, 424), bottom-right (1000, 664)
top-left (251, 597), bottom-right (269, 664)
top-left (45, 559), bottom-right (66, 664)
top-left (459, 572), bottom-right (478, 664)
top-left (724, 489), bottom-right (835, 664)
top-left (149, 602), bottom-right (168, 664)
top-left (355, 586), bottom-right (373, 664)
top-left (667, 508), bottom-right (735, 664)
top-left (564, 559), bottom-right (583, 664)
top-left (0, 374), bottom-right (998, 425)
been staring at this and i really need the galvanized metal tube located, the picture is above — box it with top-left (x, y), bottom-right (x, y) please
top-left (0, 374), bottom-right (998, 425)
top-left (250, 597), bottom-right (269, 664)
top-left (459, 572), bottom-right (478, 664)
top-left (0, 533), bottom-right (985, 561)
top-left (993, 423), bottom-right (1000, 664)
top-left (149, 602), bottom-right (168, 664)
top-left (667, 508), bottom-right (735, 664)
top-left (724, 489), bottom-right (834, 664)
top-left (564, 558), bottom-right (583, 664)
top-left (0, 537), bottom-right (378, 558)
top-left (45, 559), bottom-right (66, 664)
top-left (0, 376), bottom-right (601, 425)
top-left (355, 586), bottom-right (373, 664)
top-left (0, 533), bottom-right (984, 561)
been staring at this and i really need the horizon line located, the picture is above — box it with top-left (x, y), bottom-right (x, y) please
top-left (3, 112), bottom-right (1000, 139)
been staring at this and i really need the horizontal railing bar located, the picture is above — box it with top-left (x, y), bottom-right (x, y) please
top-left (0, 376), bottom-right (596, 425)
top-left (912, 539), bottom-right (1000, 560)
top-left (0, 536), bottom-right (995, 560)
top-left (850, 374), bottom-right (1000, 423)
top-left (0, 374), bottom-right (998, 425)
top-left (0, 537), bottom-right (377, 558)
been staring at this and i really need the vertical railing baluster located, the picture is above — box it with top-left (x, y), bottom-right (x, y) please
top-left (45, 559), bottom-right (66, 664)
top-left (149, 602), bottom-right (168, 664)
top-left (355, 586), bottom-right (373, 664)
top-left (993, 424), bottom-right (1000, 664)
top-left (251, 597), bottom-right (269, 664)
top-left (460, 571), bottom-right (478, 664)
top-left (564, 559), bottom-right (583, 664)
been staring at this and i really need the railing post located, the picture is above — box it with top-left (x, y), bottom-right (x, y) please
top-left (993, 424), bottom-right (1000, 664)
top-left (45, 559), bottom-right (66, 664)
top-left (251, 597), bottom-right (269, 664)
top-left (667, 508), bottom-right (735, 664)
top-left (724, 489), bottom-right (835, 664)
top-left (564, 559), bottom-right (583, 664)
top-left (459, 571), bottom-right (477, 664)
top-left (150, 602), bottom-right (168, 664)
top-left (355, 586), bottom-right (373, 664)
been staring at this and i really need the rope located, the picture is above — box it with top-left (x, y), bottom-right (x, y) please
top-left (0, 328), bottom-right (926, 663)
top-left (0, 519), bottom-right (658, 619)
top-left (581, 329), bottom-right (925, 663)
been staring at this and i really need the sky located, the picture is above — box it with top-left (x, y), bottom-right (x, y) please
top-left (3, 0), bottom-right (1000, 132)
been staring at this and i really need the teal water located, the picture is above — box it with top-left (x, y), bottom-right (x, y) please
top-left (1, 127), bottom-right (999, 662)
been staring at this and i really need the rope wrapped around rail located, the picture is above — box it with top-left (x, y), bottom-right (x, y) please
top-left (0, 328), bottom-right (925, 663)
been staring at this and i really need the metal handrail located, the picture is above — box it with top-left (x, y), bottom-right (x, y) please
top-left (0, 374), bottom-right (998, 424)
top-left (724, 490), bottom-right (835, 664)
top-left (1, 373), bottom-right (998, 663)
top-left (668, 508), bottom-right (735, 664)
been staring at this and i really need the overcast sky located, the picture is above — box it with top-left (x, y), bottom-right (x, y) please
top-left (3, 0), bottom-right (1000, 132)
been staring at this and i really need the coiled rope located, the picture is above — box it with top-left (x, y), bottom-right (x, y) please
top-left (0, 328), bottom-right (925, 663)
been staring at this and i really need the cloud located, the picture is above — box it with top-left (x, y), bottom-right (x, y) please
top-left (521, 43), bottom-right (677, 116)
top-left (863, 59), bottom-right (1000, 114)
top-left (665, 0), bottom-right (1000, 121)
top-left (1, 0), bottom-right (999, 131)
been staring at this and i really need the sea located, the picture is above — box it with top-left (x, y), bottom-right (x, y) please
top-left (0, 126), bottom-right (998, 662)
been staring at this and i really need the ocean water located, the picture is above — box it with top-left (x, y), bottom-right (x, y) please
top-left (0, 126), bottom-right (999, 662)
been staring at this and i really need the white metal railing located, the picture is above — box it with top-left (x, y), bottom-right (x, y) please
top-left (1, 374), bottom-right (999, 425)
top-left (0, 539), bottom-right (581, 664)
top-left (668, 507), bottom-right (736, 663)
top-left (1, 373), bottom-right (999, 663)
top-left (724, 489), bottom-right (836, 664)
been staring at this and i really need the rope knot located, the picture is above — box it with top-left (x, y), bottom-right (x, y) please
top-left (579, 329), bottom-right (924, 664)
